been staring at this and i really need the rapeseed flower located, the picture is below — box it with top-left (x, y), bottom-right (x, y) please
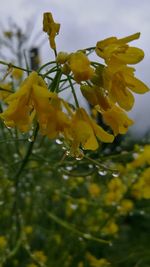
top-left (0, 236), bottom-right (7, 249)
top-left (130, 145), bottom-right (150, 168)
top-left (103, 61), bottom-right (149, 111)
top-left (12, 68), bottom-right (23, 80)
top-left (32, 250), bottom-right (47, 264)
top-left (69, 51), bottom-right (94, 83)
top-left (43, 12), bottom-right (60, 49)
top-left (104, 177), bottom-right (126, 205)
top-left (96, 32), bottom-right (144, 65)
top-left (101, 104), bottom-right (134, 135)
top-left (67, 108), bottom-right (114, 154)
top-left (86, 253), bottom-right (111, 267)
top-left (88, 183), bottom-right (101, 198)
top-left (0, 71), bottom-right (71, 137)
top-left (131, 168), bottom-right (150, 199)
top-left (0, 83), bottom-right (12, 101)
top-left (102, 220), bottom-right (119, 235)
top-left (0, 71), bottom-right (46, 131)
top-left (117, 199), bottom-right (134, 215)
top-left (80, 84), bottom-right (111, 111)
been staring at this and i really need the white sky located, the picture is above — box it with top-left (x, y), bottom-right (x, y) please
top-left (0, 0), bottom-right (150, 135)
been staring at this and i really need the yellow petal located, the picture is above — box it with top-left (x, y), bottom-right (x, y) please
top-left (115, 47), bottom-right (144, 64)
top-left (112, 83), bottom-right (135, 111)
top-left (118, 32), bottom-right (140, 44)
top-left (124, 74), bottom-right (150, 94)
top-left (92, 121), bottom-right (114, 143)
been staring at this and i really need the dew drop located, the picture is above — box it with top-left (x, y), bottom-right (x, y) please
top-left (62, 175), bottom-right (69, 180)
top-left (140, 210), bottom-right (145, 215)
top-left (75, 150), bottom-right (84, 161)
top-left (35, 186), bottom-right (41, 192)
top-left (98, 170), bottom-right (107, 176)
top-left (88, 164), bottom-right (93, 169)
top-left (83, 233), bottom-right (91, 239)
top-left (66, 166), bottom-right (73, 171)
top-left (0, 201), bottom-right (4, 206)
top-left (112, 171), bottom-right (120, 177)
top-left (70, 204), bottom-right (78, 210)
top-left (28, 136), bottom-right (34, 142)
top-left (133, 152), bottom-right (138, 159)
top-left (56, 139), bottom-right (63, 145)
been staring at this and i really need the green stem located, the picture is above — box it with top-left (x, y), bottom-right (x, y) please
top-left (0, 60), bottom-right (32, 73)
top-left (67, 75), bottom-right (79, 108)
top-left (49, 70), bottom-right (62, 92)
top-left (47, 211), bottom-right (110, 245)
top-left (37, 61), bottom-right (57, 73)
top-left (13, 124), bottom-right (39, 182)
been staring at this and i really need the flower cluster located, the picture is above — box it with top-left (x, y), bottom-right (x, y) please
top-left (0, 12), bottom-right (149, 157)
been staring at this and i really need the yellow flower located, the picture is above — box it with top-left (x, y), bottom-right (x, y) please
top-left (96, 32), bottom-right (144, 65)
top-left (0, 83), bottom-right (12, 101)
top-left (88, 183), bottom-right (101, 197)
top-left (132, 168), bottom-right (150, 199)
top-left (0, 236), bottom-right (7, 249)
top-left (78, 262), bottom-right (84, 267)
top-left (130, 145), bottom-right (150, 168)
top-left (67, 108), bottom-right (114, 154)
top-left (69, 51), bottom-right (94, 83)
top-left (102, 220), bottom-right (119, 235)
top-left (0, 71), bottom-right (71, 137)
top-left (12, 68), bottom-right (23, 80)
top-left (117, 199), bottom-right (134, 214)
top-left (56, 51), bottom-right (69, 64)
top-left (32, 250), bottom-right (47, 264)
top-left (43, 12), bottom-right (60, 49)
top-left (32, 85), bottom-right (71, 138)
top-left (86, 253), bottom-right (111, 267)
top-left (102, 104), bottom-right (134, 135)
top-left (103, 62), bottom-right (149, 111)
top-left (23, 226), bottom-right (33, 235)
top-left (0, 72), bottom-right (44, 131)
top-left (104, 177), bottom-right (126, 205)
top-left (80, 84), bottom-right (111, 111)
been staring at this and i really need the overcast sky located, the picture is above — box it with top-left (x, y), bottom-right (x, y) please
top-left (0, 0), bottom-right (150, 135)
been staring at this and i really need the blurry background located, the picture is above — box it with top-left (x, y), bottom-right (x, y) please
top-left (0, 0), bottom-right (150, 135)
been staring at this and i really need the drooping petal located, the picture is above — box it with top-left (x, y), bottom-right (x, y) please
top-left (102, 105), bottom-right (134, 135)
top-left (124, 74), bottom-right (150, 94)
top-left (115, 47), bottom-right (144, 64)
